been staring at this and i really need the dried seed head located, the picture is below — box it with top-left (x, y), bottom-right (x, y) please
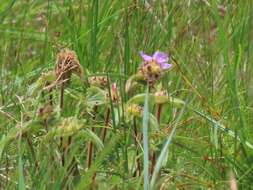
top-left (88, 76), bottom-right (108, 88)
top-left (55, 48), bottom-right (83, 85)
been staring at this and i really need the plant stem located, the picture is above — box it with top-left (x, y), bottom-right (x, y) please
top-left (150, 104), bottom-right (163, 176)
top-left (156, 104), bottom-right (163, 124)
top-left (87, 106), bottom-right (98, 169)
top-left (87, 127), bottom-right (95, 175)
top-left (60, 137), bottom-right (65, 166)
top-left (49, 88), bottom-right (53, 106)
top-left (44, 119), bottom-right (48, 132)
top-left (60, 84), bottom-right (64, 110)
top-left (101, 108), bottom-right (110, 143)
top-left (26, 135), bottom-right (39, 170)
top-left (60, 83), bottom-right (65, 166)
top-left (133, 117), bottom-right (141, 177)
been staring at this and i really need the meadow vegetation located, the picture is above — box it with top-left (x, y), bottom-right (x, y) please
top-left (0, 0), bottom-right (253, 189)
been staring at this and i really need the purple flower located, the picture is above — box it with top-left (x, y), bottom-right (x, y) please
top-left (140, 51), bottom-right (172, 70)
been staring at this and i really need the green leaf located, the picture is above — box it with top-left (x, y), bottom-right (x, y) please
top-left (127, 93), bottom-right (185, 106)
top-left (0, 121), bottom-right (42, 162)
top-left (125, 73), bottom-right (144, 93)
top-left (75, 134), bottom-right (121, 190)
top-left (18, 128), bottom-right (25, 190)
top-left (79, 128), bottom-right (104, 151)
top-left (150, 126), bottom-right (176, 189)
top-left (86, 86), bottom-right (107, 107)
top-left (148, 113), bottom-right (159, 131)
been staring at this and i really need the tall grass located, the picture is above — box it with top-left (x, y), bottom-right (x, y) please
top-left (0, 0), bottom-right (253, 189)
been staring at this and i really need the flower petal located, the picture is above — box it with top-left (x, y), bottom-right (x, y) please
top-left (153, 51), bottom-right (169, 63)
top-left (160, 63), bottom-right (172, 70)
top-left (140, 51), bottom-right (153, 62)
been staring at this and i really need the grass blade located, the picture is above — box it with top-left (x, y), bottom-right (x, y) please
top-left (150, 126), bottom-right (176, 189)
top-left (18, 119), bottom-right (25, 190)
top-left (150, 100), bottom-right (188, 189)
top-left (142, 86), bottom-right (149, 190)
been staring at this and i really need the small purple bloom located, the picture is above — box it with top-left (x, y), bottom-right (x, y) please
top-left (140, 51), bottom-right (153, 62)
top-left (140, 51), bottom-right (172, 70)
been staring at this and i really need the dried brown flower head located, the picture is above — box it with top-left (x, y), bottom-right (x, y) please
top-left (88, 76), bottom-right (108, 88)
top-left (55, 48), bottom-right (83, 85)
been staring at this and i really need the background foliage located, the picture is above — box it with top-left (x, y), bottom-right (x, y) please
top-left (0, 0), bottom-right (253, 189)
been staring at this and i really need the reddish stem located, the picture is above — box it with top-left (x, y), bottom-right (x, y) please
top-left (156, 104), bottom-right (163, 124)
top-left (60, 84), bottom-right (64, 110)
top-left (102, 108), bottom-right (110, 143)
top-left (87, 127), bottom-right (95, 168)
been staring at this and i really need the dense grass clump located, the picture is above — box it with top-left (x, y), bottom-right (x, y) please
top-left (0, 1), bottom-right (253, 189)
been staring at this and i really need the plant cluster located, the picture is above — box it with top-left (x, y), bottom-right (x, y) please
top-left (0, 48), bottom-right (185, 189)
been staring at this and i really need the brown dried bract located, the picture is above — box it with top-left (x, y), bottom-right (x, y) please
top-left (88, 76), bottom-right (108, 88)
top-left (55, 48), bottom-right (83, 85)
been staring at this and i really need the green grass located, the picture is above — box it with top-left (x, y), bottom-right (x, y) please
top-left (0, 0), bottom-right (253, 189)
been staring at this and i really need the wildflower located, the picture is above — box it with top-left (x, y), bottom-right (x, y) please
top-left (55, 48), bottom-right (83, 85)
top-left (139, 51), bottom-right (172, 85)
